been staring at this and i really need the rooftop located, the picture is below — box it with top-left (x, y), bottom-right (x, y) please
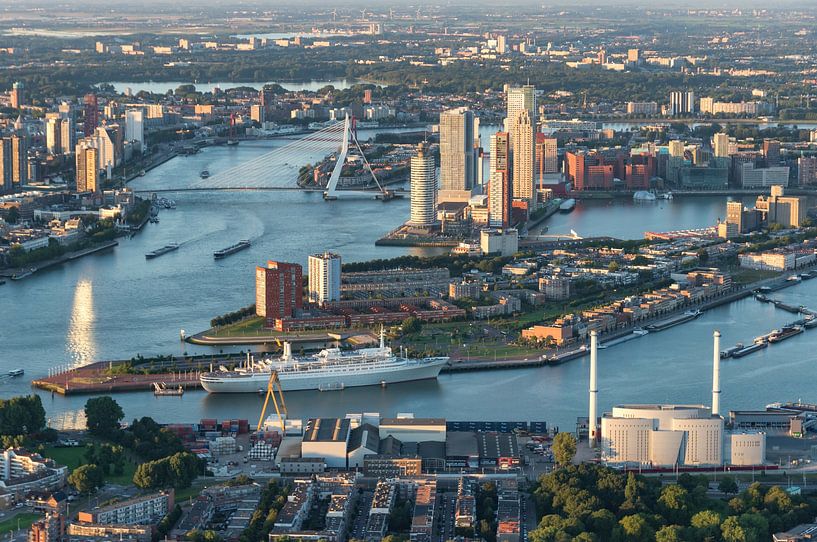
top-left (303, 418), bottom-right (351, 443)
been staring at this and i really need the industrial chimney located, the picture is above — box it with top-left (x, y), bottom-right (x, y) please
top-left (589, 330), bottom-right (598, 447)
top-left (712, 330), bottom-right (721, 416)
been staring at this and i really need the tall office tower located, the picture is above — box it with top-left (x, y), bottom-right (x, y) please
top-left (58, 102), bottom-right (76, 155)
top-left (504, 85), bottom-right (536, 134)
top-left (308, 252), bottom-right (342, 306)
top-left (10, 82), bottom-right (24, 109)
top-left (250, 104), bottom-right (265, 124)
top-left (363, 89), bottom-right (373, 104)
top-left (75, 144), bottom-right (98, 193)
top-left (713, 133), bottom-right (730, 158)
top-left (669, 90), bottom-right (695, 116)
top-left (0, 138), bottom-right (11, 193)
top-left (125, 109), bottom-right (145, 146)
top-left (438, 107), bottom-right (477, 193)
top-left (409, 142), bottom-right (438, 227)
top-left (260, 86), bottom-right (274, 111)
top-left (668, 140), bottom-right (685, 158)
top-left (92, 127), bottom-right (118, 173)
top-left (10, 135), bottom-right (27, 187)
top-left (488, 132), bottom-right (512, 227)
top-left (536, 134), bottom-right (558, 177)
top-left (763, 139), bottom-right (781, 166)
top-left (45, 116), bottom-right (63, 155)
top-left (255, 261), bottom-right (303, 326)
top-left (83, 93), bottom-right (99, 137)
top-left (511, 110), bottom-right (535, 202)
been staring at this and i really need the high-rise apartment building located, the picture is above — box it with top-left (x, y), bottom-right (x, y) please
top-left (668, 140), bottom-right (686, 158)
top-left (0, 138), bottom-right (11, 194)
top-left (438, 107), bottom-right (477, 195)
top-left (10, 82), bottom-right (24, 109)
top-left (46, 116), bottom-right (62, 155)
top-left (255, 261), bottom-right (303, 326)
top-left (10, 135), bottom-right (27, 187)
top-left (125, 109), bottom-right (145, 146)
top-left (713, 133), bottom-right (730, 158)
top-left (308, 252), bottom-right (341, 306)
top-left (511, 110), bottom-right (535, 202)
top-left (75, 144), bottom-right (98, 193)
top-left (762, 139), bottom-right (780, 166)
top-left (669, 91), bottom-right (695, 116)
top-left (250, 104), bottom-right (265, 124)
top-left (505, 85), bottom-right (536, 134)
top-left (798, 156), bottom-right (817, 186)
top-left (83, 93), bottom-right (99, 137)
top-left (488, 132), bottom-right (511, 228)
top-left (536, 134), bottom-right (558, 179)
top-left (409, 142), bottom-right (438, 227)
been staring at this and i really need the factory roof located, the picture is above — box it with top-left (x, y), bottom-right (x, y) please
top-left (303, 418), bottom-right (351, 443)
top-left (446, 431), bottom-right (479, 458)
top-left (349, 423), bottom-right (380, 453)
top-left (477, 432), bottom-right (519, 459)
top-left (378, 435), bottom-right (403, 455)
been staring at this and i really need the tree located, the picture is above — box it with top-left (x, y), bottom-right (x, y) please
top-left (401, 316), bottom-right (421, 334)
top-left (552, 432), bottom-right (577, 466)
top-left (691, 509), bottom-right (723, 539)
top-left (697, 249), bottom-right (710, 263)
top-left (719, 476), bottom-right (739, 495)
top-left (84, 396), bottom-right (124, 437)
top-left (721, 516), bottom-right (747, 542)
top-left (618, 514), bottom-right (654, 542)
top-left (68, 464), bottom-right (104, 494)
top-left (655, 525), bottom-right (684, 542)
top-left (608, 261), bottom-right (621, 272)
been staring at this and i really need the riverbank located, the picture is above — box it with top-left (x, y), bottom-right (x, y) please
top-left (0, 240), bottom-right (119, 280)
top-left (570, 188), bottom-right (817, 200)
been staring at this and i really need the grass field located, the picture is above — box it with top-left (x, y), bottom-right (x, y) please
top-left (41, 445), bottom-right (138, 486)
top-left (0, 513), bottom-right (40, 535)
top-left (206, 317), bottom-right (276, 338)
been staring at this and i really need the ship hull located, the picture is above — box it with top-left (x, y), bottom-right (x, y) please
top-left (200, 359), bottom-right (446, 393)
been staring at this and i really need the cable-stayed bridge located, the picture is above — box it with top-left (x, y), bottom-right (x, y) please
top-left (134, 117), bottom-right (399, 200)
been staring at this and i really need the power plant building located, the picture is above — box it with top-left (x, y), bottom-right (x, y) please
top-left (600, 405), bottom-right (724, 467)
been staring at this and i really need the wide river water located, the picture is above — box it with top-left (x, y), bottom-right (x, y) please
top-left (0, 127), bottom-right (813, 431)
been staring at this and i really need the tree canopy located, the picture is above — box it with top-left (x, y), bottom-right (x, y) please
top-left (84, 396), bottom-right (124, 437)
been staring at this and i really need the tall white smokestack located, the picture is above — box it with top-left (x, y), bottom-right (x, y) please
top-left (712, 330), bottom-right (721, 417)
top-left (589, 330), bottom-right (598, 447)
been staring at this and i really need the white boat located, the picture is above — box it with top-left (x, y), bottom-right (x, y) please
top-left (633, 190), bottom-right (657, 201)
top-left (200, 331), bottom-right (448, 393)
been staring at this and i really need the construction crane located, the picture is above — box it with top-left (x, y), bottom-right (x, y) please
top-left (257, 369), bottom-right (287, 434)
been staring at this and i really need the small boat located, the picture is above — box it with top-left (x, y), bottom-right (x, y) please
top-left (11, 268), bottom-right (35, 281)
top-left (153, 382), bottom-right (184, 396)
top-left (0, 279), bottom-right (6, 286)
top-left (138, 170), bottom-right (146, 177)
top-left (226, 139), bottom-right (239, 146)
top-left (633, 190), bottom-right (657, 202)
top-left (805, 318), bottom-right (817, 329)
top-left (8, 369), bottom-right (24, 377)
top-left (200, 170), bottom-right (210, 179)
top-left (318, 382), bottom-right (344, 392)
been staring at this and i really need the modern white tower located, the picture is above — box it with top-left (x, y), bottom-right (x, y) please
top-left (589, 330), bottom-right (598, 447)
top-left (712, 330), bottom-right (721, 416)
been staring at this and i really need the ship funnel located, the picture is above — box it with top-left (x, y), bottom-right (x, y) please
top-left (380, 325), bottom-right (385, 349)
top-left (589, 330), bottom-right (598, 448)
top-left (712, 330), bottom-right (721, 416)
top-left (283, 342), bottom-right (292, 360)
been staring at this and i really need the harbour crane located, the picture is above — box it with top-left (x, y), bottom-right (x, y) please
top-left (257, 369), bottom-right (287, 434)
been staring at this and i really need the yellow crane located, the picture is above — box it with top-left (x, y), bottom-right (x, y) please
top-left (257, 369), bottom-right (287, 434)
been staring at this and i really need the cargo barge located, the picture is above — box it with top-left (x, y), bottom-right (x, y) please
top-left (732, 340), bottom-right (768, 358)
top-left (645, 309), bottom-right (702, 332)
top-left (214, 240), bottom-right (251, 259)
top-left (559, 198), bottom-right (576, 213)
top-left (145, 243), bottom-right (180, 259)
top-left (768, 324), bottom-right (804, 343)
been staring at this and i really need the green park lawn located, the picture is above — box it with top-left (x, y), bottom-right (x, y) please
top-left (42, 445), bottom-right (138, 486)
top-left (0, 513), bottom-right (41, 535)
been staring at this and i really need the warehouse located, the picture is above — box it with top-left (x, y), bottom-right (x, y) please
top-left (302, 418), bottom-right (351, 468)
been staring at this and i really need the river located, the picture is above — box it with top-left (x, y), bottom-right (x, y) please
top-left (0, 130), bottom-right (813, 432)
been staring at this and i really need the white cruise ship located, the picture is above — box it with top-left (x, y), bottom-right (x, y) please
top-left (200, 333), bottom-right (448, 393)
